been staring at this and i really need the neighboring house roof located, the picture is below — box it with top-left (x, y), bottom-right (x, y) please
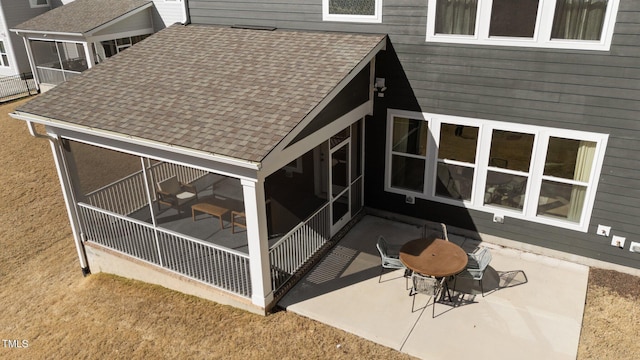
top-left (16, 24), bottom-right (386, 164)
top-left (13, 0), bottom-right (152, 35)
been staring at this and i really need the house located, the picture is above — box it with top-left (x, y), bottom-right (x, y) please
top-left (10, 0), bottom-right (187, 91)
top-left (0, 0), bottom-right (52, 78)
top-left (10, 0), bottom-right (640, 314)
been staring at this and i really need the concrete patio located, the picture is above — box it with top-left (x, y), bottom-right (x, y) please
top-left (279, 215), bottom-right (589, 360)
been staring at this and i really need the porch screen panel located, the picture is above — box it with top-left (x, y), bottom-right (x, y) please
top-left (66, 140), bottom-right (147, 217)
top-left (56, 42), bottom-right (88, 72)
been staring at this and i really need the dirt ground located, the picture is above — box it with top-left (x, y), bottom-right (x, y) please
top-left (1, 97), bottom-right (639, 359)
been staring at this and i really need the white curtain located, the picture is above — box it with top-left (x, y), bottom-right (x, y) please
top-left (567, 141), bottom-right (596, 222)
top-left (435, 0), bottom-right (478, 35)
top-left (551, 0), bottom-right (608, 40)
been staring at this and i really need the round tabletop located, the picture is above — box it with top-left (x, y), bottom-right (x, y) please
top-left (399, 238), bottom-right (468, 278)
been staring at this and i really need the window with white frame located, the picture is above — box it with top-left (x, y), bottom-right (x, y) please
top-left (0, 41), bottom-right (8, 67)
top-left (385, 110), bottom-right (608, 232)
top-left (29, 0), bottom-right (49, 8)
top-left (323, 0), bottom-right (383, 23)
top-left (426, 0), bottom-right (620, 51)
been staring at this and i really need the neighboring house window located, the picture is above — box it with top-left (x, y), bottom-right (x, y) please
top-left (323, 0), bottom-right (383, 23)
top-left (97, 35), bottom-right (150, 62)
top-left (385, 110), bottom-right (608, 232)
top-left (0, 41), bottom-right (8, 67)
top-left (426, 0), bottom-right (620, 51)
top-left (29, 0), bottom-right (49, 8)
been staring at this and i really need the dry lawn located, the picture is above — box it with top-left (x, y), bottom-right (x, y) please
top-left (1, 97), bottom-right (638, 359)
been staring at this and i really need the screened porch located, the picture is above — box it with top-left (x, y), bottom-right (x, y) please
top-left (65, 139), bottom-right (338, 300)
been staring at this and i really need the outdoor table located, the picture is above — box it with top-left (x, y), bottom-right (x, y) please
top-left (400, 238), bottom-right (468, 300)
top-left (191, 202), bottom-right (229, 229)
top-left (399, 238), bottom-right (468, 278)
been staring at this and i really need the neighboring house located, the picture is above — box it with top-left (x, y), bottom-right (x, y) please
top-left (10, 0), bottom-right (186, 91)
top-left (0, 0), bottom-right (52, 77)
top-left (9, 0), bottom-right (640, 314)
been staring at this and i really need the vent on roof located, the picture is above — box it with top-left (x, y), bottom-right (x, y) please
top-left (231, 25), bottom-right (277, 31)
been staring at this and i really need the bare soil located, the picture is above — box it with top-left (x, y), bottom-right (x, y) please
top-left (1, 98), bottom-right (639, 359)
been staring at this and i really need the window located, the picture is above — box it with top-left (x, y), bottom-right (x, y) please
top-left (389, 116), bottom-right (428, 192)
top-left (323, 0), bottom-right (383, 23)
top-left (426, 0), bottom-right (620, 51)
top-left (96, 35), bottom-right (150, 62)
top-left (385, 110), bottom-right (608, 232)
top-left (0, 41), bottom-right (8, 67)
top-left (29, 0), bottom-right (49, 8)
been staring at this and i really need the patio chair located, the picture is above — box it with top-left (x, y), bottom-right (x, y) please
top-left (410, 273), bottom-right (444, 317)
top-left (453, 247), bottom-right (493, 297)
top-left (421, 223), bottom-right (449, 241)
top-left (441, 223), bottom-right (449, 241)
top-left (376, 236), bottom-right (410, 287)
top-left (156, 175), bottom-right (198, 214)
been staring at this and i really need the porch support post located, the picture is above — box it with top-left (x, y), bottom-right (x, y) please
top-left (241, 177), bottom-right (273, 308)
top-left (82, 41), bottom-right (95, 69)
top-left (22, 37), bottom-right (40, 90)
top-left (48, 134), bottom-right (90, 274)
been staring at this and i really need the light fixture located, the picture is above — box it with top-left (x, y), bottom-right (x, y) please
top-left (374, 77), bottom-right (386, 97)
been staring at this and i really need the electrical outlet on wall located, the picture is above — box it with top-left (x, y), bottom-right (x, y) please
top-left (597, 225), bottom-right (611, 237)
top-left (629, 242), bottom-right (640, 253)
top-left (611, 235), bottom-right (626, 248)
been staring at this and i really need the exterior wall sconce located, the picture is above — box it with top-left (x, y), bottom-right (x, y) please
top-left (374, 77), bottom-right (386, 97)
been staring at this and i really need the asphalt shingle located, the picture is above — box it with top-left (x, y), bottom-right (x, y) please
top-left (13, 0), bottom-right (152, 34)
top-left (18, 24), bottom-right (385, 163)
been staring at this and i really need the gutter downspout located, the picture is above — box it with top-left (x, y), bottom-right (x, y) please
top-left (27, 121), bottom-right (91, 276)
top-left (182, 0), bottom-right (191, 25)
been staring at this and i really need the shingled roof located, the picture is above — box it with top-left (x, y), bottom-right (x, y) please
top-left (13, 0), bottom-right (152, 35)
top-left (16, 24), bottom-right (386, 163)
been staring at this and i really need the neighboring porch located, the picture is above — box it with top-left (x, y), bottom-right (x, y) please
top-left (11, 0), bottom-right (156, 90)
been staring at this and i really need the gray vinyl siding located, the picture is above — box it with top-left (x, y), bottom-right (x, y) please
top-left (189, 0), bottom-right (640, 269)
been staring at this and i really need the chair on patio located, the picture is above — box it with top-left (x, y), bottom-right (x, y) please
top-left (410, 273), bottom-right (445, 317)
top-left (441, 223), bottom-right (449, 241)
top-left (453, 247), bottom-right (493, 297)
top-left (376, 236), bottom-right (410, 286)
top-left (421, 223), bottom-right (449, 241)
top-left (156, 175), bottom-right (198, 214)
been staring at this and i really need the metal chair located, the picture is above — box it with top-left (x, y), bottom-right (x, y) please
top-left (410, 273), bottom-right (444, 317)
top-left (441, 223), bottom-right (449, 241)
top-left (376, 236), bottom-right (409, 286)
top-left (421, 223), bottom-right (449, 241)
top-left (454, 247), bottom-right (493, 296)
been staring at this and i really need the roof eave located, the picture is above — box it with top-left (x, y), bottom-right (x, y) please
top-left (10, 28), bottom-right (84, 38)
top-left (10, 111), bottom-right (262, 171)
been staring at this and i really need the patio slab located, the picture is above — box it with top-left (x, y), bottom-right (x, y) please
top-left (278, 215), bottom-right (589, 360)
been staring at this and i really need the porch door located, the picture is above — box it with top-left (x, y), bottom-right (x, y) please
top-left (329, 131), bottom-right (351, 235)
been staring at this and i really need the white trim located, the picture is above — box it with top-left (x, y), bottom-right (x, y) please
top-left (384, 109), bottom-right (609, 233)
top-left (10, 111), bottom-right (262, 172)
top-left (241, 178), bottom-right (274, 308)
top-left (425, 0), bottom-right (620, 51)
top-left (322, 0), bottom-right (383, 23)
top-left (48, 134), bottom-right (89, 269)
